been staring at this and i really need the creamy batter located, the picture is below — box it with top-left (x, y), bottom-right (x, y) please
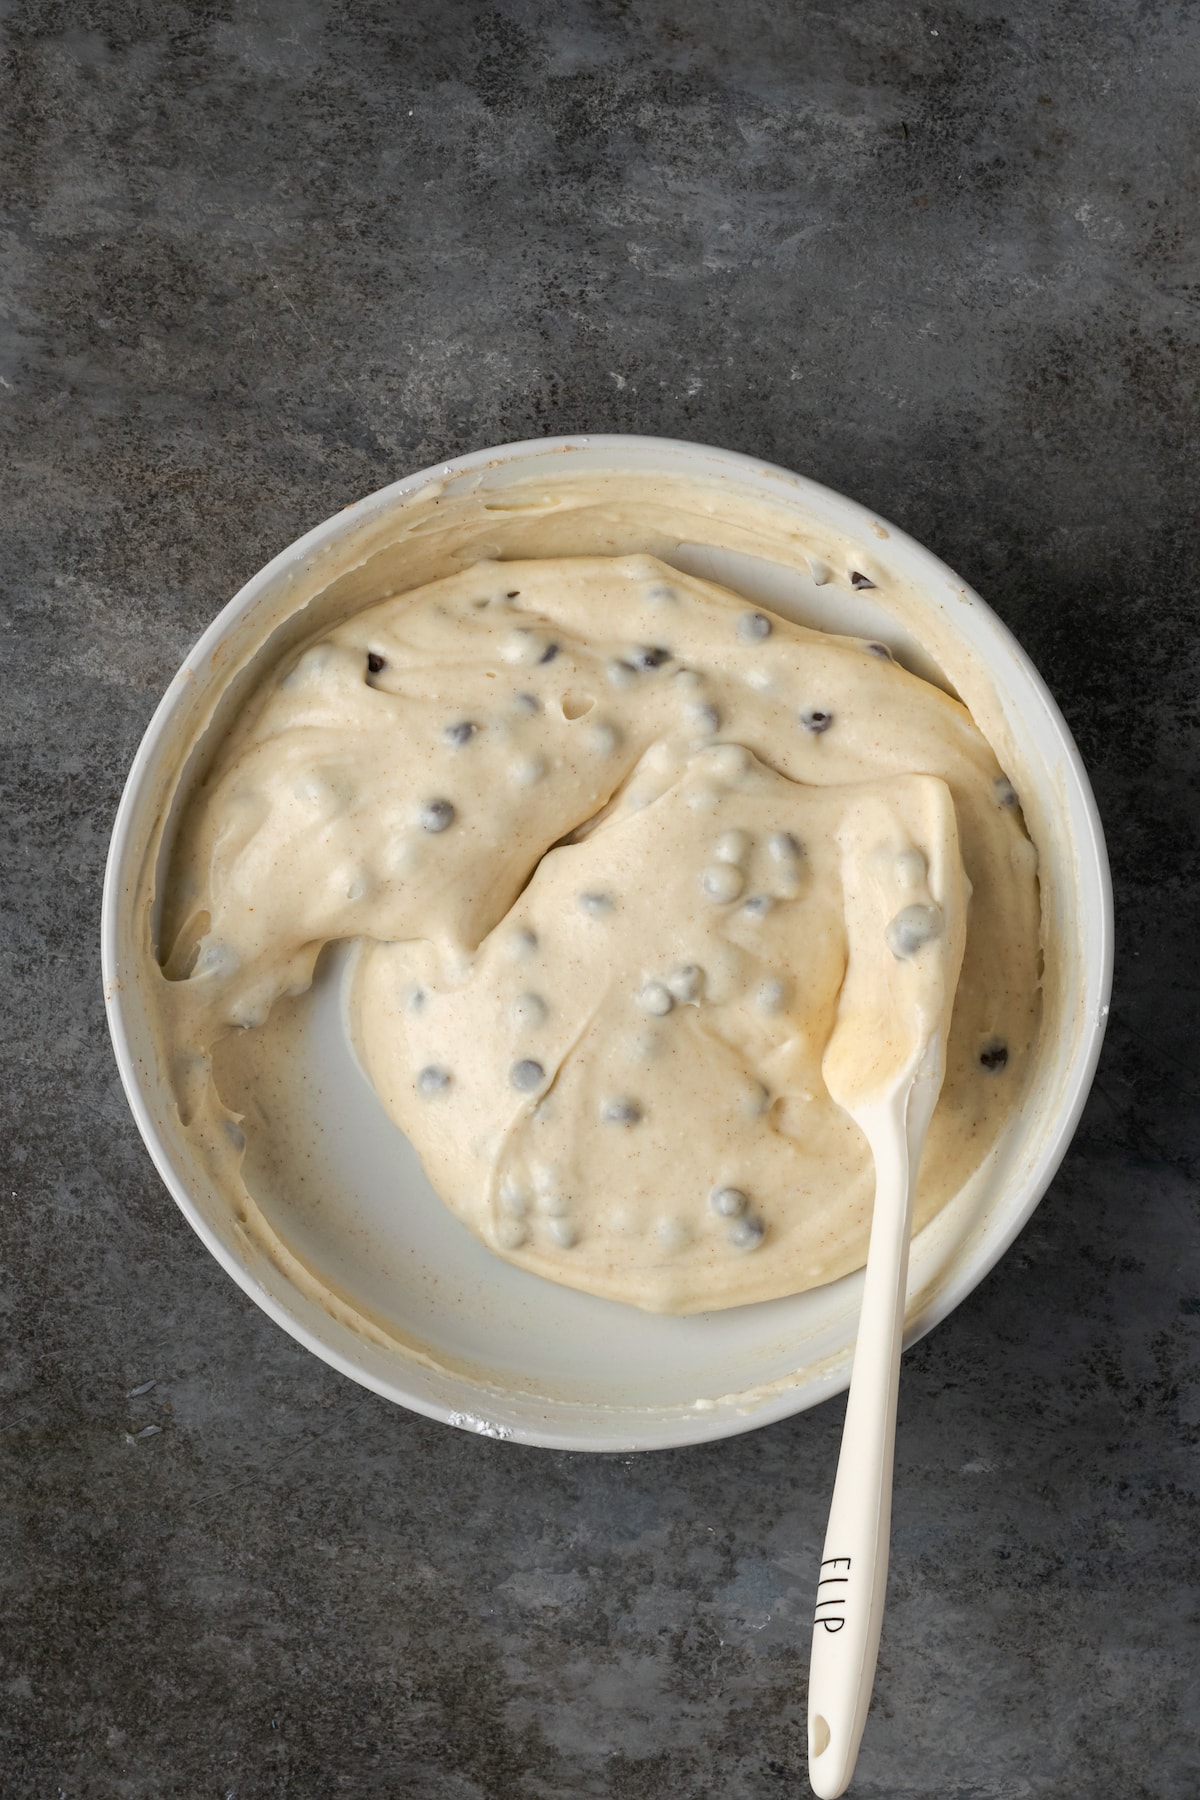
top-left (156, 552), bottom-right (1039, 1314)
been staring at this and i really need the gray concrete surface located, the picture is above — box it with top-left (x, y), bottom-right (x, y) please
top-left (2, 3), bottom-right (1198, 1796)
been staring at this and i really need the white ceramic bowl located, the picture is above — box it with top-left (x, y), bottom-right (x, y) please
top-left (102, 436), bottom-right (1112, 1451)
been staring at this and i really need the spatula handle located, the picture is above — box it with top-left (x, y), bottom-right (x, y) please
top-left (807, 1103), bottom-right (915, 1800)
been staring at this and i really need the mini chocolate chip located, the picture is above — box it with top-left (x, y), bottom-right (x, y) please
top-left (602, 1097), bottom-right (643, 1125)
top-left (801, 708), bottom-right (833, 734)
top-left (539, 642), bottom-right (560, 664)
top-left (420, 799), bottom-right (456, 833)
top-left (980, 1040), bottom-right (1009, 1072)
top-left (511, 991), bottom-right (548, 1028)
top-left (514, 692), bottom-right (542, 714)
top-left (510, 1058), bottom-right (545, 1091)
top-left (417, 1065), bottom-right (451, 1095)
top-left (866, 641), bottom-right (893, 659)
top-left (730, 1217), bottom-right (765, 1250)
top-left (995, 777), bottom-right (1018, 809)
top-left (736, 611), bottom-right (772, 643)
top-left (367, 652), bottom-right (385, 674)
top-left (637, 982), bottom-right (673, 1017)
top-left (444, 720), bottom-right (478, 746)
top-left (850, 571), bottom-right (876, 589)
top-left (506, 590), bottom-right (520, 598)
top-left (702, 863), bottom-right (744, 903)
top-left (667, 963), bottom-right (704, 1002)
top-left (886, 903), bottom-right (942, 959)
top-left (632, 645), bottom-right (671, 669)
top-left (756, 977), bottom-right (787, 1012)
top-left (710, 1186), bottom-right (748, 1218)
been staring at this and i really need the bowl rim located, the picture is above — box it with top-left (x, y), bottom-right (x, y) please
top-left (101, 432), bottom-right (1114, 1450)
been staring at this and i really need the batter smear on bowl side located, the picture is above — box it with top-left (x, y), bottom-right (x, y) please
top-left (157, 554), bottom-right (1039, 1313)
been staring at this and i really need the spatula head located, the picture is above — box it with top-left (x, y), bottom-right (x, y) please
top-left (821, 774), bottom-right (968, 1125)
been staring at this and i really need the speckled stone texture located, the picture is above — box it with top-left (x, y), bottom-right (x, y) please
top-left (2, 3), bottom-right (1198, 1796)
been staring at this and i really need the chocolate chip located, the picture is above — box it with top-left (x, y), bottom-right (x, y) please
top-left (367, 652), bottom-right (385, 675)
top-left (801, 709), bottom-right (833, 734)
top-left (850, 571), bottom-right (876, 589)
top-left (417, 1066), bottom-right (451, 1095)
top-left (506, 590), bottom-right (520, 598)
top-left (736, 611), bottom-right (772, 643)
top-left (632, 645), bottom-right (672, 670)
top-left (666, 964), bottom-right (704, 1003)
top-left (539, 642), bottom-right (560, 664)
top-left (444, 720), bottom-right (478, 746)
top-left (637, 982), bottom-right (674, 1016)
top-left (888, 900), bottom-right (942, 957)
top-left (702, 863), bottom-right (744, 903)
top-left (729, 1217), bottom-right (765, 1250)
top-left (979, 1040), bottom-right (1009, 1072)
top-left (755, 977), bottom-right (787, 1011)
top-left (866, 641), bottom-right (893, 659)
top-left (689, 702), bottom-right (721, 735)
top-left (420, 799), bottom-right (456, 833)
top-left (602, 1097), bottom-right (643, 1125)
top-left (510, 1059), bottom-right (545, 1092)
top-left (886, 903), bottom-right (942, 959)
top-left (511, 992), bottom-right (548, 1029)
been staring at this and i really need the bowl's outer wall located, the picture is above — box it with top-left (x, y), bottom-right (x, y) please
top-left (102, 436), bottom-right (1112, 1450)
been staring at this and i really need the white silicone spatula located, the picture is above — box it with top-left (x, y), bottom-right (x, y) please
top-left (807, 775), bottom-right (968, 1800)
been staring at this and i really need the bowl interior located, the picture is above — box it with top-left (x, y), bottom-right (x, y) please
top-left (103, 438), bottom-right (1111, 1450)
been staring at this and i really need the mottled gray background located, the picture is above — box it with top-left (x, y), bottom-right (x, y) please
top-left (2, 2), bottom-right (1198, 1796)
